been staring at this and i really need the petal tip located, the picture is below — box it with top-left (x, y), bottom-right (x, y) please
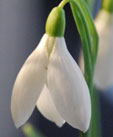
top-left (80, 118), bottom-right (90, 133)
top-left (11, 103), bottom-right (26, 129)
top-left (56, 120), bottom-right (65, 128)
top-left (11, 111), bottom-right (22, 128)
top-left (12, 115), bottom-right (22, 129)
top-left (82, 126), bottom-right (89, 133)
top-left (15, 122), bottom-right (21, 129)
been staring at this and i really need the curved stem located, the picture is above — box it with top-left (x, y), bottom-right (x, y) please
top-left (59, 0), bottom-right (69, 8)
top-left (59, 0), bottom-right (73, 8)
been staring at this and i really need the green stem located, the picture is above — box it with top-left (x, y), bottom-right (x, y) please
top-left (59, 0), bottom-right (69, 8)
top-left (89, 88), bottom-right (102, 137)
top-left (58, 0), bottom-right (75, 9)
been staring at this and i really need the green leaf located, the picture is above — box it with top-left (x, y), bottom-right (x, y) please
top-left (70, 0), bottom-right (99, 84)
top-left (76, 0), bottom-right (99, 67)
top-left (70, 1), bottom-right (93, 87)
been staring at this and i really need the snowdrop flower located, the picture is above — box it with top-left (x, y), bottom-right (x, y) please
top-left (11, 7), bottom-right (91, 132)
top-left (94, 10), bottom-right (113, 90)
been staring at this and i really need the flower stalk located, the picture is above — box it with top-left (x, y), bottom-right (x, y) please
top-left (59, 0), bottom-right (70, 8)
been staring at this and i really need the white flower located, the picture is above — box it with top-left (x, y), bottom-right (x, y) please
top-left (11, 34), bottom-right (91, 132)
top-left (94, 10), bottom-right (113, 90)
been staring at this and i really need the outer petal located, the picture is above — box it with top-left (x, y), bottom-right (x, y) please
top-left (37, 85), bottom-right (65, 127)
top-left (47, 37), bottom-right (91, 132)
top-left (94, 10), bottom-right (113, 90)
top-left (11, 34), bottom-right (55, 128)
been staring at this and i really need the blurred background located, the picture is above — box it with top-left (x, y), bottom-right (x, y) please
top-left (1, 0), bottom-right (113, 137)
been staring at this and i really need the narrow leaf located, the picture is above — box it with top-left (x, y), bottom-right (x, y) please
top-left (70, 1), bottom-right (93, 85)
top-left (77, 0), bottom-right (99, 66)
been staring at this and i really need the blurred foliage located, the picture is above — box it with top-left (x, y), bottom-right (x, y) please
top-left (85, 0), bottom-right (95, 13)
top-left (102, 0), bottom-right (113, 13)
top-left (22, 123), bottom-right (46, 137)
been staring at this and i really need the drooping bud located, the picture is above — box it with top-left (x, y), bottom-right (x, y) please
top-left (46, 7), bottom-right (66, 37)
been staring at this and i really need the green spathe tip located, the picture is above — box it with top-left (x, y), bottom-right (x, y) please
top-left (46, 7), bottom-right (66, 37)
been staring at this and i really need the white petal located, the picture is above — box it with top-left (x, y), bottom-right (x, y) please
top-left (47, 37), bottom-right (91, 132)
top-left (37, 85), bottom-right (65, 127)
top-left (94, 10), bottom-right (113, 90)
top-left (11, 34), bottom-right (55, 128)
